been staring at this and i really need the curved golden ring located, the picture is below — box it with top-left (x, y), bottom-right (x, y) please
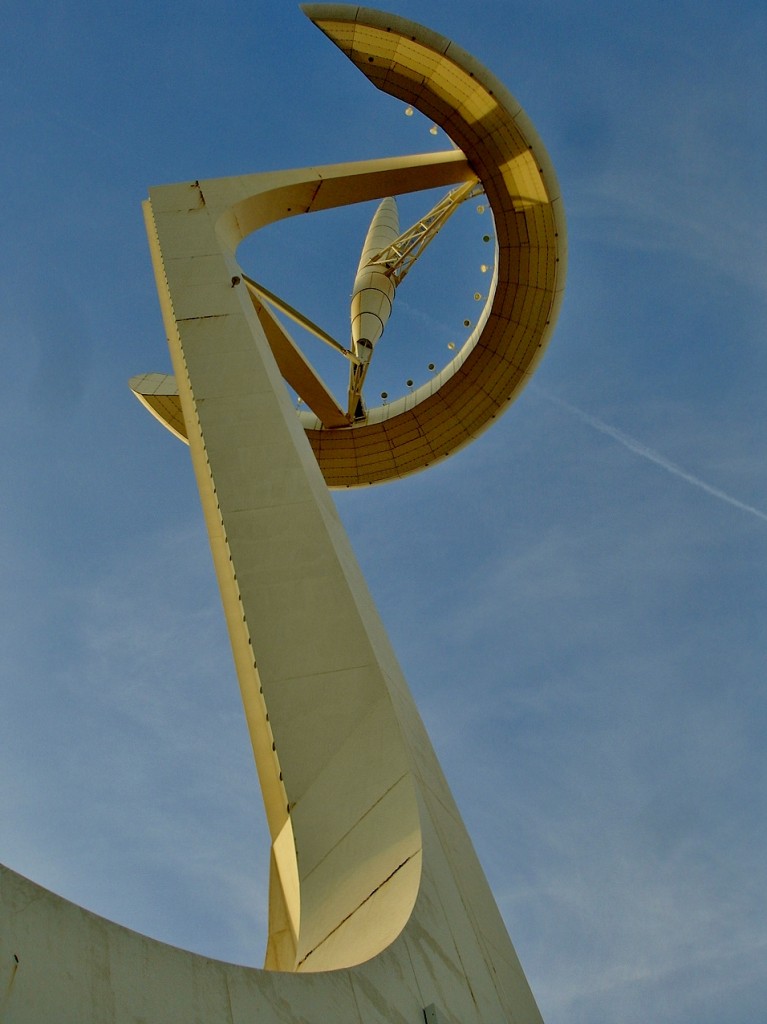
top-left (301, 5), bottom-right (567, 486)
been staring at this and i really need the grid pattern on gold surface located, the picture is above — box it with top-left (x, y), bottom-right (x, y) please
top-left (300, 7), bottom-right (566, 487)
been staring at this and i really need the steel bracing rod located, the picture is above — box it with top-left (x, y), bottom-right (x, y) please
top-left (366, 178), bottom-right (484, 287)
top-left (347, 360), bottom-right (369, 422)
top-left (241, 273), bottom-right (359, 363)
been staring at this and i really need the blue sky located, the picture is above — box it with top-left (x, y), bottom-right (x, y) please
top-left (1, 2), bottom-right (765, 1022)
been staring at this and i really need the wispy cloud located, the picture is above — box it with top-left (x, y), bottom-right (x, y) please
top-left (0, 520), bottom-right (269, 964)
top-left (534, 387), bottom-right (767, 524)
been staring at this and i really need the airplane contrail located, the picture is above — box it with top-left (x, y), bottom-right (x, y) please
top-left (534, 386), bottom-right (767, 524)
